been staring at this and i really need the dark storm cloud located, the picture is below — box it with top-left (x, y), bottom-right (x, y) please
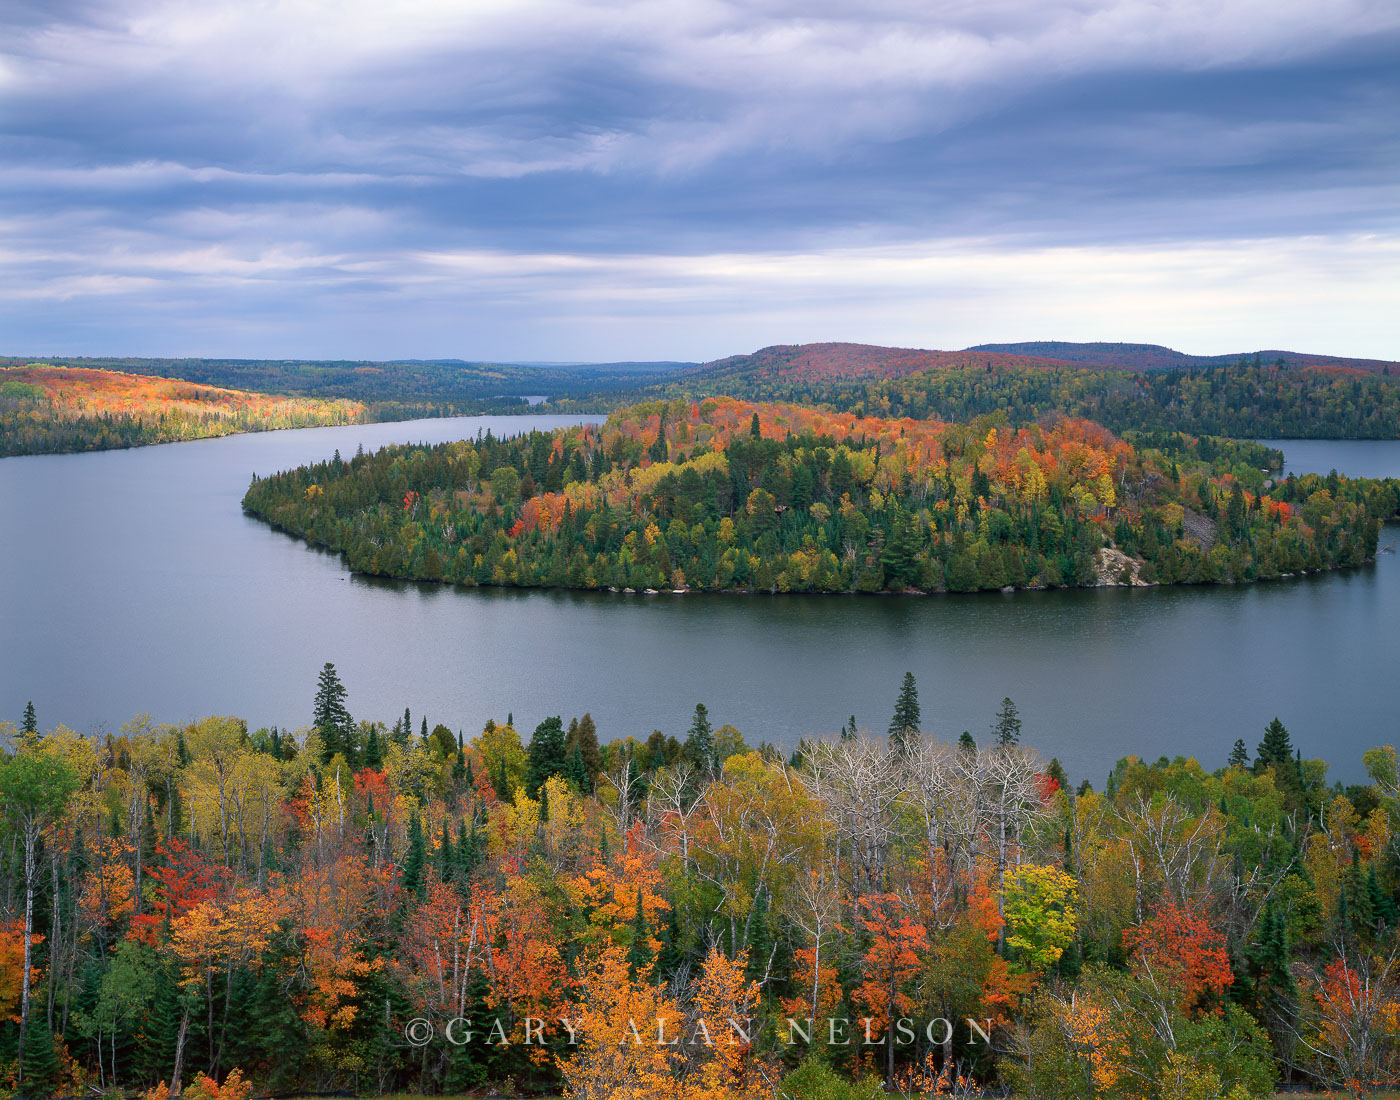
top-left (0, 0), bottom-right (1395, 358)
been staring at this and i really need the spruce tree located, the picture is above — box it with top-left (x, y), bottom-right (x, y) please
top-left (363, 724), bottom-right (384, 768)
top-left (1228, 738), bottom-right (1250, 769)
top-left (958, 731), bottom-right (977, 753)
top-left (526, 716), bottom-right (568, 797)
top-left (313, 662), bottom-right (352, 764)
top-left (627, 891), bottom-right (652, 977)
top-left (991, 696), bottom-right (1022, 747)
top-left (576, 713), bottom-right (602, 786)
top-left (840, 715), bottom-right (857, 742)
top-left (20, 701), bottom-right (37, 735)
top-left (19, 1012), bottom-right (59, 1098)
top-left (438, 822), bottom-right (454, 883)
top-left (887, 672), bottom-right (920, 756)
top-left (1257, 717), bottom-right (1293, 773)
top-left (568, 746), bottom-right (588, 791)
top-left (684, 703), bottom-right (716, 773)
top-left (401, 815), bottom-right (427, 904)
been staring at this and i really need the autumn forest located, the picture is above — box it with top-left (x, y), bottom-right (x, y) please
top-left (3, 672), bottom-right (1399, 1100)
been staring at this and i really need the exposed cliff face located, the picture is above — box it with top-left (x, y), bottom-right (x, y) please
top-left (1094, 546), bottom-right (1151, 586)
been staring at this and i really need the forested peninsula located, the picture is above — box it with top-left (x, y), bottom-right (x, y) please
top-left (242, 397), bottom-right (1399, 594)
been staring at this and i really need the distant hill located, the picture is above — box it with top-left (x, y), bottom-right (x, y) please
top-left (685, 341), bottom-right (1076, 382)
top-left (967, 341), bottom-right (1399, 374)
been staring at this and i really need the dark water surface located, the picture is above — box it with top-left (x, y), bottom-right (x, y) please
top-left (3, 422), bottom-right (1398, 784)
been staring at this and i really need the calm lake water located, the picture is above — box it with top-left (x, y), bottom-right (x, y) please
top-left (2, 423), bottom-right (1397, 785)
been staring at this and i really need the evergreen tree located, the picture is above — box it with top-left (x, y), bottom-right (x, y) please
top-left (1228, 738), bottom-right (1250, 769)
top-left (1257, 717), bottom-right (1294, 774)
top-left (176, 728), bottom-right (192, 766)
top-left (568, 746), bottom-right (588, 791)
top-left (958, 731), bottom-right (977, 753)
top-left (420, 716), bottom-right (429, 742)
top-left (627, 891), bottom-right (652, 977)
top-left (20, 701), bottom-right (37, 735)
top-left (575, 712), bottom-right (602, 787)
top-left (401, 815), bottom-right (427, 904)
top-left (840, 715), bottom-right (857, 742)
top-left (363, 724), bottom-right (384, 769)
top-left (887, 672), bottom-right (920, 756)
top-left (991, 696), bottom-right (1022, 747)
top-left (392, 708), bottom-right (411, 747)
top-left (750, 412), bottom-right (761, 439)
top-left (312, 662), bottom-right (352, 764)
top-left (456, 816), bottom-right (479, 881)
top-left (19, 1011), bottom-right (59, 1098)
top-left (438, 821), bottom-right (454, 883)
top-left (526, 716), bottom-right (568, 797)
top-left (684, 703), bottom-right (716, 773)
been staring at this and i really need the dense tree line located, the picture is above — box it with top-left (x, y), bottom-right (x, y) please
top-left (552, 357), bottom-right (1400, 440)
top-left (242, 397), bottom-right (1398, 595)
top-left (5, 673), bottom-right (1400, 1098)
top-left (0, 367), bottom-right (544, 458)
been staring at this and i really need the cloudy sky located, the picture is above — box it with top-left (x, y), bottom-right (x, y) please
top-left (1, 0), bottom-right (1396, 361)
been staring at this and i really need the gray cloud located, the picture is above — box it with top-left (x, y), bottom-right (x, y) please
top-left (0, 0), bottom-right (1395, 356)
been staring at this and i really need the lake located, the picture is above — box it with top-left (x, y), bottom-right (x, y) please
top-left (2, 424), bottom-right (1397, 786)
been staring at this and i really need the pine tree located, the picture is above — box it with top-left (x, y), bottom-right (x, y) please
top-left (991, 696), bottom-right (1022, 747)
top-left (20, 701), bottom-right (37, 735)
top-left (401, 815), bottom-right (427, 904)
top-left (958, 731), bottom-right (977, 753)
top-left (438, 821), bottom-right (454, 884)
top-left (568, 746), bottom-right (588, 791)
top-left (456, 816), bottom-right (479, 882)
top-left (887, 672), bottom-right (920, 756)
top-left (627, 891), bottom-right (652, 977)
top-left (1228, 738), bottom-right (1250, 769)
top-left (526, 716), bottom-right (568, 797)
top-left (1256, 717), bottom-right (1293, 773)
top-left (575, 712), bottom-right (602, 787)
top-left (684, 703), bottom-right (716, 773)
top-left (363, 724), bottom-right (384, 769)
top-left (313, 662), bottom-right (352, 764)
top-left (750, 412), bottom-right (761, 439)
top-left (840, 715), bottom-right (857, 742)
top-left (19, 1011), bottom-right (59, 1098)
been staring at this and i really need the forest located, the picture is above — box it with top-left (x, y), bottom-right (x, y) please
top-left (3, 673), bottom-right (1400, 1100)
top-left (241, 397), bottom-right (1399, 594)
top-left (0, 367), bottom-right (369, 457)
top-left (593, 351), bottom-right (1400, 441)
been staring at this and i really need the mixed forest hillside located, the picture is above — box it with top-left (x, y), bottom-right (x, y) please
top-left (0, 365), bottom-right (367, 457)
top-left (242, 396), bottom-right (1398, 593)
top-left (600, 343), bottom-right (1400, 440)
top-left (968, 340), bottom-right (1400, 374)
top-left (3, 677), bottom-right (1400, 1098)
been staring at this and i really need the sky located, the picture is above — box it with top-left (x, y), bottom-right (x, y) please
top-left (1, 0), bottom-right (1396, 362)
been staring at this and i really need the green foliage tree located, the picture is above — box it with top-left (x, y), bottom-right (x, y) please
top-left (887, 672), bottom-right (920, 756)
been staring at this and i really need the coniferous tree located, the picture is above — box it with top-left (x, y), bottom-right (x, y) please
top-left (438, 821), bottom-right (454, 884)
top-left (363, 724), bottom-right (384, 769)
top-left (840, 715), bottom-right (857, 742)
top-left (1256, 717), bottom-right (1294, 773)
top-left (1228, 738), bottom-right (1250, 769)
top-left (20, 1011), bottom-right (59, 1097)
top-left (526, 716), bottom-right (568, 797)
top-left (627, 891), bottom-right (652, 978)
top-left (991, 696), bottom-right (1022, 747)
top-left (684, 703), bottom-right (716, 773)
top-left (575, 712), bottom-right (602, 787)
top-left (888, 672), bottom-right (920, 756)
top-left (20, 701), bottom-right (37, 734)
top-left (401, 815), bottom-right (427, 904)
top-left (568, 746), bottom-right (588, 791)
top-left (313, 662), bottom-right (353, 764)
top-left (958, 731), bottom-right (977, 753)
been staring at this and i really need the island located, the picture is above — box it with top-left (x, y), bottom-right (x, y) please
top-left (242, 396), bottom-right (1398, 593)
